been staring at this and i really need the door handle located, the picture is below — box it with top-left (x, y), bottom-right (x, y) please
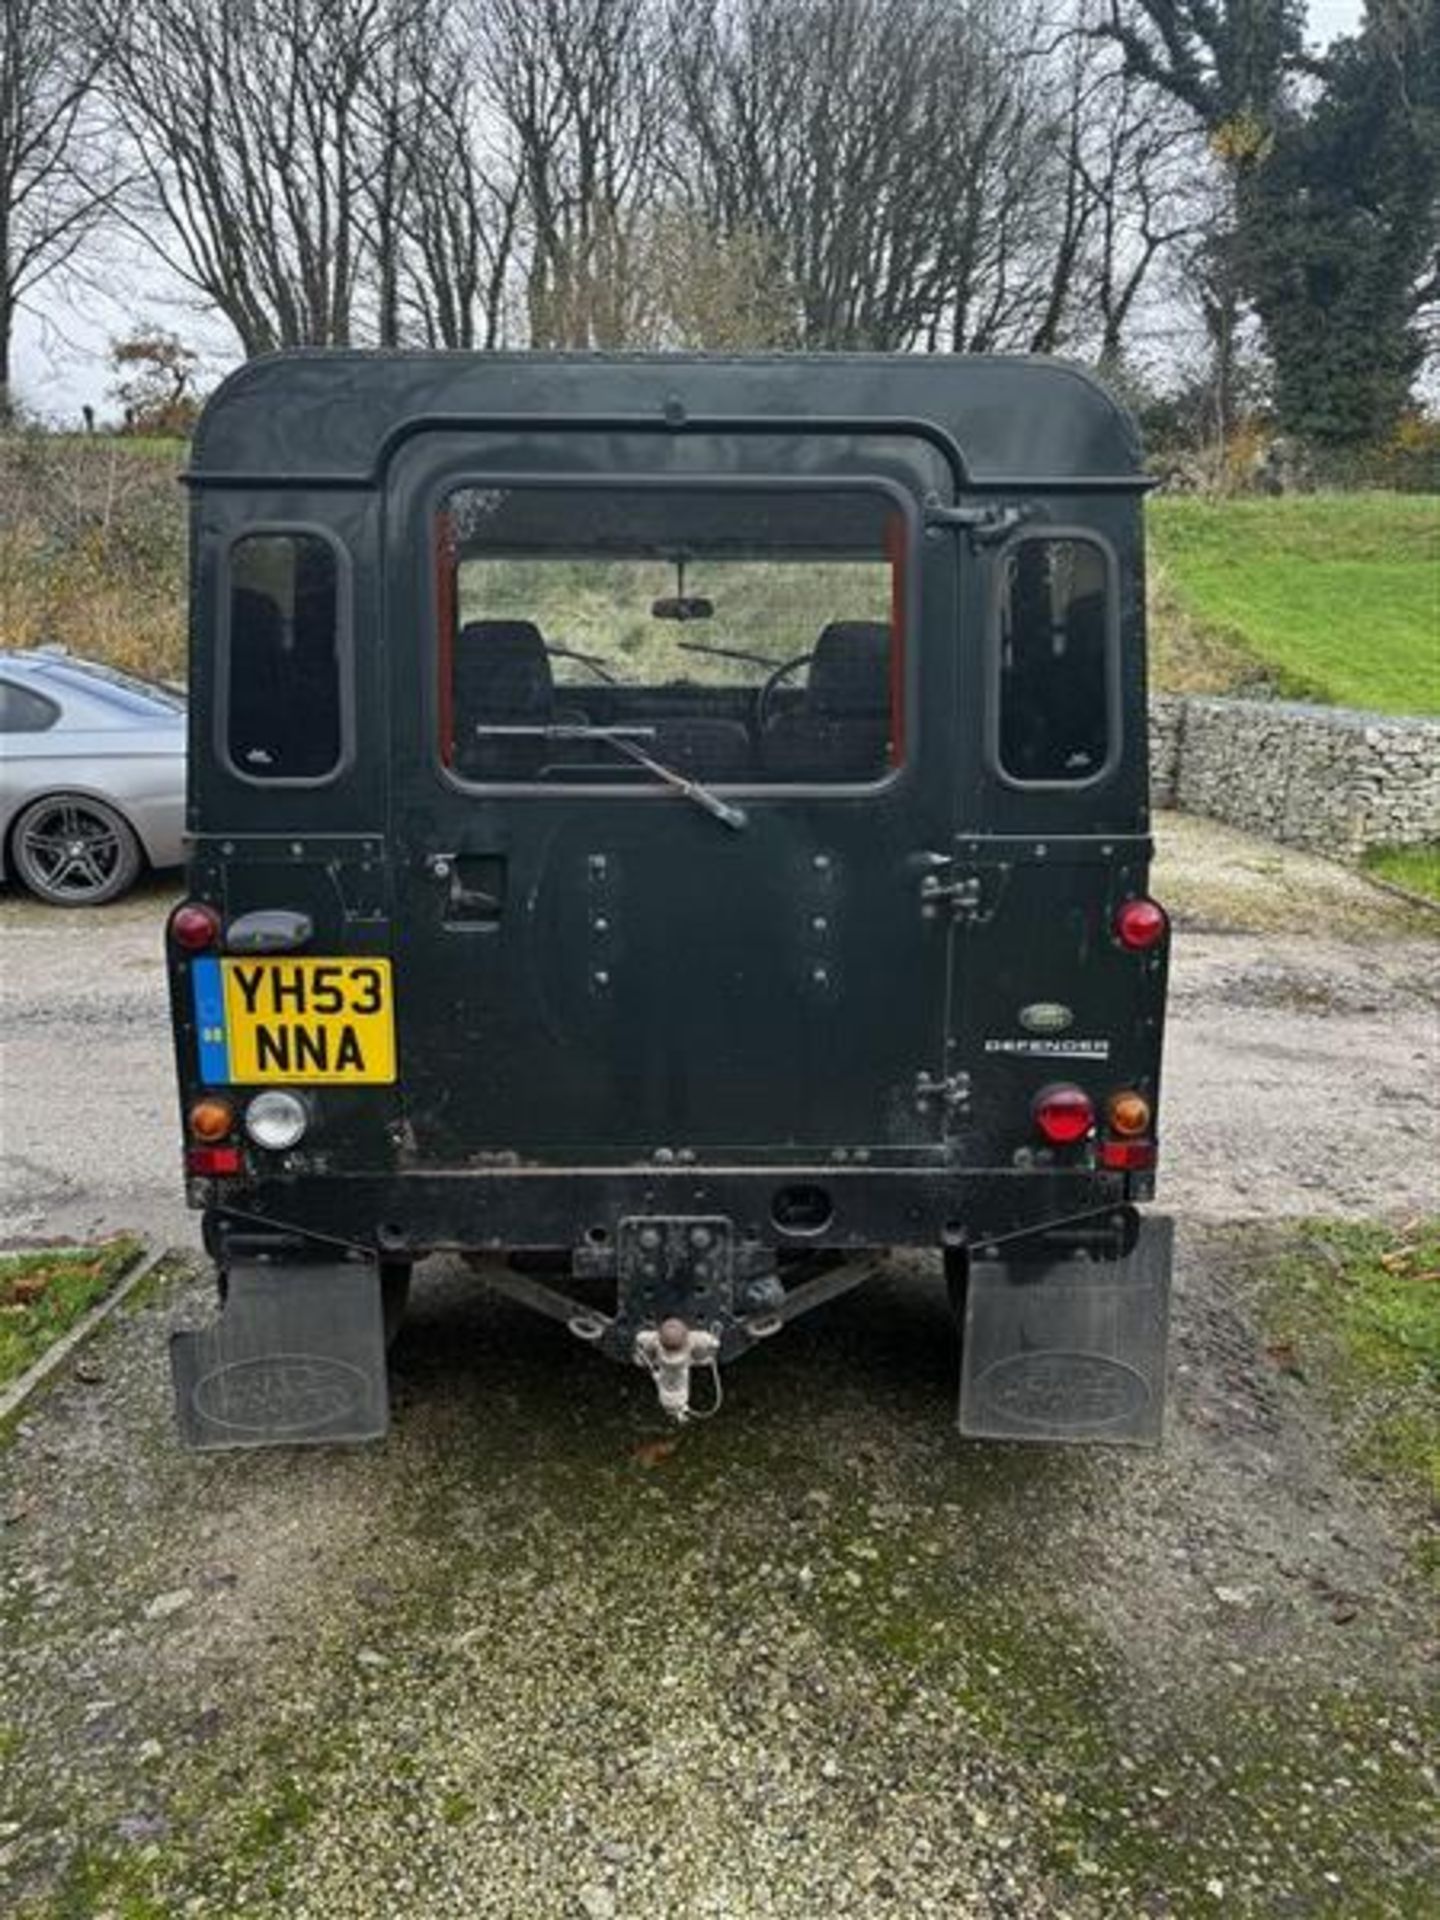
top-left (427, 853), bottom-right (506, 925)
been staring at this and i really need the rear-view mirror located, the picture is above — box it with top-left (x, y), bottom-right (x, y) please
top-left (650, 596), bottom-right (714, 622)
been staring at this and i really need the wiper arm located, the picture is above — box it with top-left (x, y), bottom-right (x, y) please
top-left (471, 724), bottom-right (749, 831)
top-left (676, 640), bottom-right (773, 669)
top-left (576, 728), bottom-right (749, 830)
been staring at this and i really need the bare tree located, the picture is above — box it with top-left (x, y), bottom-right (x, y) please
top-left (0, 0), bottom-right (119, 412)
top-left (669, 0), bottom-right (1070, 355)
top-left (1084, 75), bottom-right (1200, 365)
top-left (397, 102), bottom-right (524, 351)
top-left (622, 208), bottom-right (799, 348)
top-left (1085, 0), bottom-right (1316, 435)
top-left (485, 0), bottom-right (670, 349)
top-left (100, 0), bottom-right (418, 355)
top-left (378, 0), bottom-right (525, 350)
top-left (932, 7), bottom-right (1076, 354)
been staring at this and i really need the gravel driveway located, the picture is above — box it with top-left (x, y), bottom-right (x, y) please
top-left (0, 815), bottom-right (1436, 1919)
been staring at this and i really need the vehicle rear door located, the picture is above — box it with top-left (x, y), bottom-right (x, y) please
top-left (384, 428), bottom-right (966, 1167)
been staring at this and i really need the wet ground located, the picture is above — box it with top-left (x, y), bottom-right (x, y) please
top-left (1, 1230), bottom-right (1435, 1919)
top-left (0, 815), bottom-right (1436, 1917)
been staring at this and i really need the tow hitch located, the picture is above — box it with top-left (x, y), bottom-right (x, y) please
top-left (478, 1214), bottom-right (872, 1422)
top-left (634, 1317), bottom-right (722, 1421)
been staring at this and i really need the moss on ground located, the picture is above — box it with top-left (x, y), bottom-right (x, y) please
top-left (8, 1246), bottom-right (1439, 1919)
top-left (0, 1238), bottom-right (142, 1387)
top-left (1259, 1220), bottom-right (1440, 1517)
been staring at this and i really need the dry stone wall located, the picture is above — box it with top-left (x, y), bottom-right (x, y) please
top-left (1149, 694), bottom-right (1440, 858)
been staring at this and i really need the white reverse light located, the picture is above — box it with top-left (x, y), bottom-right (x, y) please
top-left (244, 1090), bottom-right (309, 1151)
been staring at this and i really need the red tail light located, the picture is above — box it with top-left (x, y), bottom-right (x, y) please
top-left (1033, 1084), bottom-right (1095, 1145)
top-left (1100, 1139), bottom-right (1157, 1171)
top-left (186, 1145), bottom-right (241, 1175)
top-left (169, 902), bottom-right (222, 951)
top-left (1114, 897), bottom-right (1168, 952)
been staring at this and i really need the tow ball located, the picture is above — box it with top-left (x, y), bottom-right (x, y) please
top-left (634, 1317), bottom-right (721, 1421)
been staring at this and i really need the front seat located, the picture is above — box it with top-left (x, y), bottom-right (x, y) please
top-left (453, 620), bottom-right (555, 777)
top-left (762, 620), bottom-right (894, 780)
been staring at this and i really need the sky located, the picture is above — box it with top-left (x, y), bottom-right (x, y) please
top-left (14, 0), bottom-right (1370, 422)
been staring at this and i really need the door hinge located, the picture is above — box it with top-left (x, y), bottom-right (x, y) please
top-left (919, 866), bottom-right (983, 922)
top-left (914, 1069), bottom-right (971, 1112)
top-left (923, 501), bottom-right (1030, 544)
top-left (918, 857), bottom-right (1009, 926)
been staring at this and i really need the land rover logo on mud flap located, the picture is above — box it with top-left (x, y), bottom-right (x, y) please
top-left (975, 1352), bottom-right (1150, 1432)
top-left (191, 1355), bottom-right (370, 1436)
top-left (1019, 1002), bottom-right (1074, 1035)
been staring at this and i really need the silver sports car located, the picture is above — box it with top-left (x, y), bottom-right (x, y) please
top-left (0, 649), bottom-right (186, 906)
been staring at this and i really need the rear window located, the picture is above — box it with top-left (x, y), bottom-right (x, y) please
top-left (997, 535), bottom-right (1113, 783)
top-left (438, 486), bottom-right (906, 787)
top-left (225, 533), bottom-right (342, 779)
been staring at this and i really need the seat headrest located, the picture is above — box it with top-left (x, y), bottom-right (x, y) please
top-left (232, 586), bottom-right (283, 648)
top-left (456, 620), bottom-right (552, 715)
top-left (806, 621), bottom-right (892, 716)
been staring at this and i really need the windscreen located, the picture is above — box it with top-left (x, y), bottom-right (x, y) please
top-left (439, 485), bottom-right (906, 786)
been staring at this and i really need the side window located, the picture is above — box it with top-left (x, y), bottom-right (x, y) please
top-left (997, 536), bottom-right (1113, 783)
top-left (226, 533), bottom-right (342, 779)
top-left (0, 680), bottom-right (59, 733)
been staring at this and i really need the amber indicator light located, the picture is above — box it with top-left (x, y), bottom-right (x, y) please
top-left (188, 1096), bottom-right (235, 1141)
top-left (1108, 1091), bottom-right (1152, 1137)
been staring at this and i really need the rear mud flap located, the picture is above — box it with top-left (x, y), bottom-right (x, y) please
top-left (170, 1261), bottom-right (389, 1451)
top-left (959, 1216), bottom-right (1173, 1445)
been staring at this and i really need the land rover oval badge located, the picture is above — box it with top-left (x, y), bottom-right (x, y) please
top-left (1019, 1001), bottom-right (1074, 1035)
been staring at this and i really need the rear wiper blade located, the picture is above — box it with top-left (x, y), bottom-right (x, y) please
top-left (472, 724), bottom-right (749, 831)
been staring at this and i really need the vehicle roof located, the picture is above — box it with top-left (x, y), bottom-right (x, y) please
top-left (188, 349), bottom-right (1145, 489)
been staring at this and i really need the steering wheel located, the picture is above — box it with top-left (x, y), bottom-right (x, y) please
top-left (755, 652), bottom-right (815, 736)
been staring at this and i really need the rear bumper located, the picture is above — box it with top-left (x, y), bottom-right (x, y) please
top-left (168, 1202), bottom-right (1174, 1453)
top-left (190, 1163), bottom-right (1142, 1257)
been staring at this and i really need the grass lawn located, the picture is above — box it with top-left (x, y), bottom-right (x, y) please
top-left (0, 1238), bottom-right (142, 1387)
top-left (1363, 842), bottom-right (1440, 904)
top-left (1149, 493), bottom-right (1439, 714)
top-left (1261, 1221), bottom-right (1440, 1537)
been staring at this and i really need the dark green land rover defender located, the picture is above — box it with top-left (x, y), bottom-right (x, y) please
top-left (166, 351), bottom-right (1172, 1448)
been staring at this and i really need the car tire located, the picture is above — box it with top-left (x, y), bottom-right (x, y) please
top-left (10, 793), bottom-right (144, 906)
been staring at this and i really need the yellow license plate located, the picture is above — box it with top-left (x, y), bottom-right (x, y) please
top-left (194, 957), bottom-right (396, 1085)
